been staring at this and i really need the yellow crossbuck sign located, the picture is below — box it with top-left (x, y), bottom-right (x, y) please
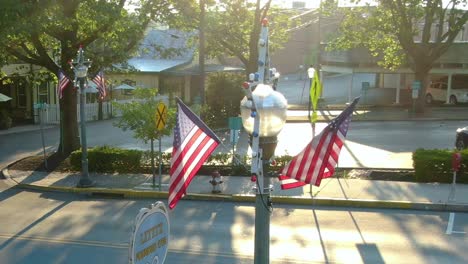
top-left (155, 102), bottom-right (167, 131)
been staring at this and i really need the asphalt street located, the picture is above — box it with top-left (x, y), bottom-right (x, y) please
top-left (0, 190), bottom-right (466, 264)
top-left (2, 119), bottom-right (466, 170)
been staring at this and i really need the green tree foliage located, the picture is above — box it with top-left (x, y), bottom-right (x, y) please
top-left (206, 0), bottom-right (294, 74)
top-left (173, 0), bottom-right (294, 75)
top-left (325, 0), bottom-right (468, 112)
top-left (113, 88), bottom-right (175, 143)
top-left (202, 72), bottom-right (245, 128)
top-left (0, 0), bottom-right (191, 155)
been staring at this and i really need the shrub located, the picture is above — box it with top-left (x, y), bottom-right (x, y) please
top-left (70, 146), bottom-right (142, 173)
top-left (0, 109), bottom-right (12, 130)
top-left (413, 148), bottom-right (468, 183)
top-left (202, 72), bottom-right (245, 128)
top-left (68, 145), bottom-right (298, 177)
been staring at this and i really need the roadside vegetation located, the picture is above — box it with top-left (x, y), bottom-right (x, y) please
top-left (10, 147), bottom-right (468, 184)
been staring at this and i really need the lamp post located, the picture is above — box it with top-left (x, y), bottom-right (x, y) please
top-left (240, 19), bottom-right (287, 264)
top-left (72, 46), bottom-right (93, 187)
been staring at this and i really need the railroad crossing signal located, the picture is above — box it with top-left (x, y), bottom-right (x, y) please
top-left (155, 102), bottom-right (167, 131)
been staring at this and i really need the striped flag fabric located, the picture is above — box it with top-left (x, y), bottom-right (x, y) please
top-left (279, 97), bottom-right (360, 189)
top-left (57, 70), bottom-right (71, 99)
top-left (169, 98), bottom-right (221, 209)
top-left (91, 70), bottom-right (107, 99)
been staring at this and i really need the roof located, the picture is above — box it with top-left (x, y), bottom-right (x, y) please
top-left (165, 63), bottom-right (244, 76)
top-left (115, 28), bottom-right (195, 73)
top-left (127, 58), bottom-right (191, 73)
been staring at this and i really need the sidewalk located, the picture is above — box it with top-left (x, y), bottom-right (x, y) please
top-left (3, 168), bottom-right (468, 212)
top-left (1, 106), bottom-right (467, 137)
top-left (2, 96), bottom-right (468, 211)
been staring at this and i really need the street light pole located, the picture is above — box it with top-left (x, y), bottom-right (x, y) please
top-left (240, 18), bottom-right (287, 264)
top-left (72, 46), bottom-right (93, 188)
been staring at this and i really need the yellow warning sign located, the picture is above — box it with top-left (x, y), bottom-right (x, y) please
top-left (155, 102), bottom-right (167, 131)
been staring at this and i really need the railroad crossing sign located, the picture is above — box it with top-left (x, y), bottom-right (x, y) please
top-left (155, 102), bottom-right (167, 131)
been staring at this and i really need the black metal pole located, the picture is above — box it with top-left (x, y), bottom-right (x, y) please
top-left (78, 77), bottom-right (93, 187)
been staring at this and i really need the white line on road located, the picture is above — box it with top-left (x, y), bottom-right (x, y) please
top-left (446, 212), bottom-right (466, 235)
top-left (446, 212), bottom-right (455, 235)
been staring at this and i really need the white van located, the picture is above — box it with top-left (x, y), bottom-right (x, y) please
top-left (425, 75), bottom-right (468, 104)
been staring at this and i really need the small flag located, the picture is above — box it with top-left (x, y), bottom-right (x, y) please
top-left (57, 70), bottom-right (71, 99)
top-left (169, 98), bottom-right (221, 209)
top-left (310, 69), bottom-right (322, 123)
top-left (279, 97), bottom-right (360, 189)
top-left (92, 70), bottom-right (107, 99)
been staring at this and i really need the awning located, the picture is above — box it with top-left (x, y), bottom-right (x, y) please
top-left (0, 93), bottom-right (12, 102)
top-left (165, 63), bottom-right (244, 76)
top-left (114, 83), bottom-right (136, 90)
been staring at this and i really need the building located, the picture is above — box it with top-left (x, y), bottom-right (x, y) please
top-left (271, 6), bottom-right (468, 105)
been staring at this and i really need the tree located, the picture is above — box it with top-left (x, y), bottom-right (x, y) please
top-left (0, 0), bottom-right (190, 155)
top-left (113, 88), bottom-right (175, 183)
top-left (325, 0), bottom-right (468, 112)
top-left (174, 0), bottom-right (294, 75)
top-left (210, 0), bottom-right (295, 74)
top-left (202, 72), bottom-right (245, 128)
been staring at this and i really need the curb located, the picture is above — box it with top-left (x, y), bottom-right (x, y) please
top-left (8, 179), bottom-right (468, 213)
top-left (286, 116), bottom-right (467, 123)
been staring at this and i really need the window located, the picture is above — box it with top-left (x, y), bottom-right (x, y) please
top-left (38, 82), bottom-right (49, 103)
top-left (16, 78), bottom-right (27, 108)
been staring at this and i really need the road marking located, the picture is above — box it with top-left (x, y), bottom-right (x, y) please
top-left (446, 212), bottom-right (455, 234)
top-left (446, 212), bottom-right (466, 235)
top-left (0, 233), bottom-right (315, 263)
top-left (0, 233), bottom-right (128, 249)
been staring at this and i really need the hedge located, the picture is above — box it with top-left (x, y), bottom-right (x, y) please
top-left (69, 146), bottom-right (287, 176)
top-left (70, 146), bottom-right (468, 184)
top-left (70, 146), bottom-right (142, 173)
top-left (413, 148), bottom-right (468, 183)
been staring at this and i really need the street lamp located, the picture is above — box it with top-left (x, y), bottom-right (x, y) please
top-left (240, 83), bottom-right (287, 264)
top-left (240, 18), bottom-right (288, 264)
top-left (71, 46), bottom-right (93, 187)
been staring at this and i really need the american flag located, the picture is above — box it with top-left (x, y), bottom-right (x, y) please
top-left (169, 98), bottom-right (221, 209)
top-left (92, 70), bottom-right (107, 99)
top-left (279, 97), bottom-right (360, 189)
top-left (57, 70), bottom-right (71, 99)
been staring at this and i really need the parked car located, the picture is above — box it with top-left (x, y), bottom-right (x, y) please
top-left (425, 81), bottom-right (468, 104)
top-left (455, 126), bottom-right (468, 150)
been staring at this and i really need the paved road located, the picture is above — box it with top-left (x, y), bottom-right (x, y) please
top-left (0, 190), bottom-right (466, 263)
top-left (278, 73), bottom-right (380, 105)
top-left (1, 119), bottom-right (467, 170)
top-left (235, 120), bottom-right (466, 169)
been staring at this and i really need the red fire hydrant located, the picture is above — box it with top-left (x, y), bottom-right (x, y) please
top-left (209, 170), bottom-right (223, 194)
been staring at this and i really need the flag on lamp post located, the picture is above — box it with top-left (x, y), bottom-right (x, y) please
top-left (169, 98), bottom-right (221, 209)
top-left (92, 70), bottom-right (107, 99)
top-left (279, 97), bottom-right (359, 189)
top-left (310, 69), bottom-right (322, 123)
top-left (57, 70), bottom-right (71, 99)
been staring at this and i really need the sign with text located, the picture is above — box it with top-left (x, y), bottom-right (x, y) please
top-left (130, 202), bottom-right (169, 264)
top-left (411, 81), bottom-right (421, 99)
top-left (228, 116), bottom-right (242, 130)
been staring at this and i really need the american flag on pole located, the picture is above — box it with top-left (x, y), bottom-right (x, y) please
top-left (169, 98), bottom-right (221, 209)
top-left (57, 70), bottom-right (71, 99)
top-left (91, 70), bottom-right (107, 99)
top-left (279, 97), bottom-right (360, 189)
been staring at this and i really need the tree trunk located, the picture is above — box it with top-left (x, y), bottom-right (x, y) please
top-left (58, 83), bottom-right (80, 155)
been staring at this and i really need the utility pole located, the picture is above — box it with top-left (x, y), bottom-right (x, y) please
top-left (199, 0), bottom-right (206, 104)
